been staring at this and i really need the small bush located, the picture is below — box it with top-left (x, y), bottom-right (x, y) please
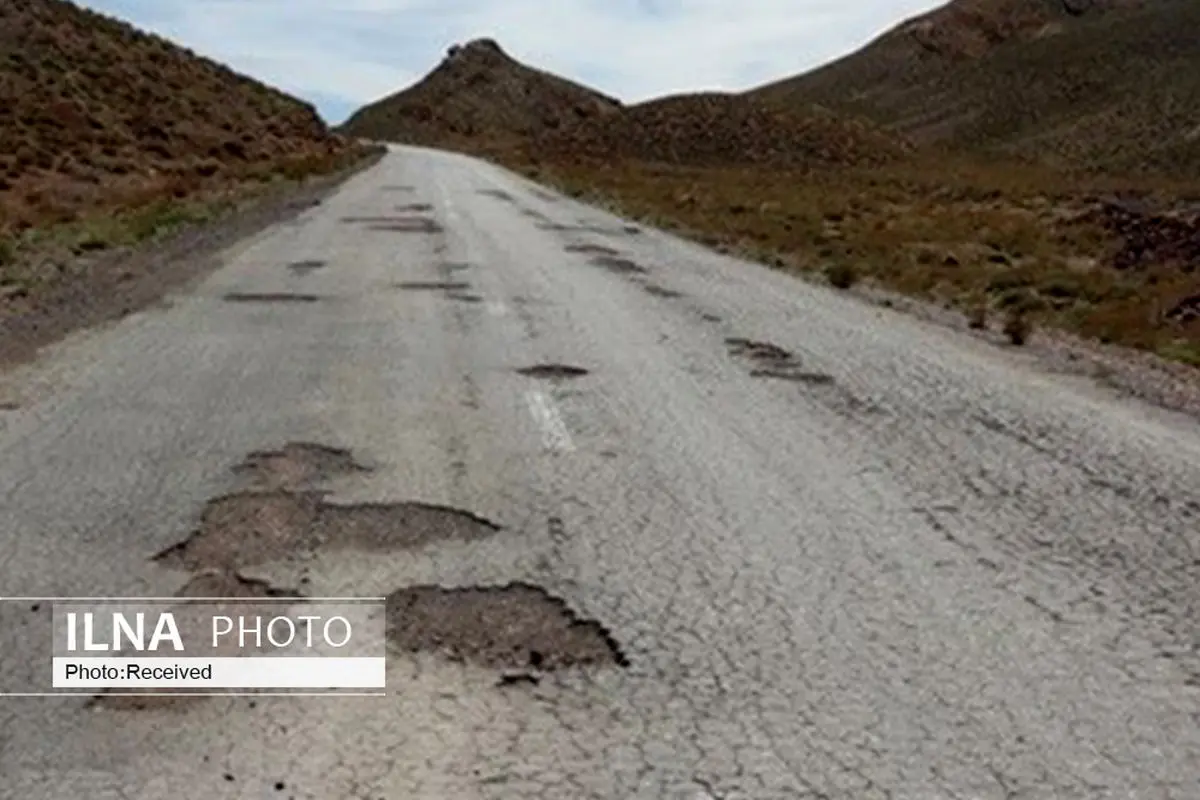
top-left (1003, 311), bottom-right (1032, 345)
top-left (825, 261), bottom-right (859, 289)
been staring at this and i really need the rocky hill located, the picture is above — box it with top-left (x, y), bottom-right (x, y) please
top-left (0, 0), bottom-right (362, 235)
top-left (748, 0), bottom-right (1200, 176)
top-left (338, 39), bottom-right (623, 147)
top-left (532, 92), bottom-right (911, 170)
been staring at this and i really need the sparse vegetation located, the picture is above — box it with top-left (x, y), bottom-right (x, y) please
top-left (824, 262), bottom-right (859, 289)
top-left (750, 0), bottom-right (1200, 180)
top-left (501, 154), bottom-right (1200, 367)
top-left (0, 0), bottom-right (380, 321)
top-left (1003, 310), bottom-right (1032, 345)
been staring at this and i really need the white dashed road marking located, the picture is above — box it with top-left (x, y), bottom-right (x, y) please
top-left (525, 390), bottom-right (574, 452)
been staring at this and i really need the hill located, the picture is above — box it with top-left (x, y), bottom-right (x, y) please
top-left (529, 92), bottom-right (911, 170)
top-left (338, 39), bottom-right (623, 147)
top-left (0, 0), bottom-right (364, 235)
top-left (747, 0), bottom-right (1200, 176)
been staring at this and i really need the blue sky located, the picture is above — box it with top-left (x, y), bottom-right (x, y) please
top-left (81, 0), bottom-right (947, 125)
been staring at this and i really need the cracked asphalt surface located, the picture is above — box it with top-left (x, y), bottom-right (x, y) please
top-left (3, 144), bottom-right (1200, 799)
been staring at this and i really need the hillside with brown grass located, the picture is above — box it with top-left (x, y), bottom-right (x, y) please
top-left (748, 0), bottom-right (1200, 177)
top-left (529, 92), bottom-right (912, 170)
top-left (338, 38), bottom-right (623, 148)
top-left (0, 0), bottom-right (367, 237)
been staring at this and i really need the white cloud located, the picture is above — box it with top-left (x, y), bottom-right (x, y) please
top-left (85, 0), bottom-right (948, 123)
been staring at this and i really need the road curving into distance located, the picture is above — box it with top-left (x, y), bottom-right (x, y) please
top-left (2, 144), bottom-right (1199, 799)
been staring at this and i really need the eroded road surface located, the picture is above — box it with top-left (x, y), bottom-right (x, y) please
top-left (3, 145), bottom-right (1200, 800)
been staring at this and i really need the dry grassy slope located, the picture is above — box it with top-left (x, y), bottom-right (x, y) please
top-left (529, 92), bottom-right (913, 170)
top-left (0, 0), bottom-right (356, 234)
top-left (749, 0), bottom-right (1200, 176)
top-left (338, 39), bottom-right (623, 147)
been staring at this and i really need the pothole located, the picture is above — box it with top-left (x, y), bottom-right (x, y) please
top-left (590, 255), bottom-right (647, 275)
top-left (341, 216), bottom-right (443, 233)
top-left (726, 337), bottom-right (793, 364)
top-left (154, 444), bottom-right (501, 571)
top-left (750, 369), bottom-right (835, 384)
top-left (223, 293), bottom-right (321, 304)
top-left (517, 364), bottom-right (589, 380)
top-left (287, 259), bottom-right (326, 274)
top-left (441, 262), bottom-right (472, 272)
top-left (478, 189), bottom-right (515, 202)
top-left (153, 491), bottom-right (502, 572)
top-left (448, 292), bottom-right (484, 303)
top-left (725, 337), bottom-right (836, 385)
top-left (385, 582), bottom-right (629, 671)
top-left (701, 312), bottom-right (722, 323)
top-left (369, 219), bottom-right (443, 234)
top-left (643, 284), bottom-right (682, 298)
top-left (233, 442), bottom-right (370, 491)
top-left (395, 203), bottom-right (434, 212)
top-left (395, 281), bottom-right (471, 291)
top-left (565, 243), bottom-right (619, 256)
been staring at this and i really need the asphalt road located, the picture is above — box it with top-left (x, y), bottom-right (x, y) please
top-left (2, 144), bottom-right (1200, 800)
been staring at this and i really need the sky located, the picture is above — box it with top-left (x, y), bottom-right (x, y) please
top-left (81, 0), bottom-right (948, 125)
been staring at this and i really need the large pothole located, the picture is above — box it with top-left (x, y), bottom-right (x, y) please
top-left (154, 443), bottom-right (502, 571)
top-left (386, 582), bottom-right (628, 672)
top-left (153, 491), bottom-right (502, 571)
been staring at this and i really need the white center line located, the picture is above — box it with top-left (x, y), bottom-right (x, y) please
top-left (525, 390), bottom-right (574, 452)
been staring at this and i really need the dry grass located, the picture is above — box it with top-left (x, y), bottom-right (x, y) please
top-left (0, 0), bottom-right (382, 309)
top-left (0, 0), bottom-right (373, 239)
top-left (750, 0), bottom-right (1200, 179)
top-left (505, 153), bottom-right (1200, 367)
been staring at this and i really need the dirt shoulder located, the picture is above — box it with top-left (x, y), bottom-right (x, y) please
top-left (495, 152), bottom-right (1200, 419)
top-left (0, 149), bottom-right (384, 370)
